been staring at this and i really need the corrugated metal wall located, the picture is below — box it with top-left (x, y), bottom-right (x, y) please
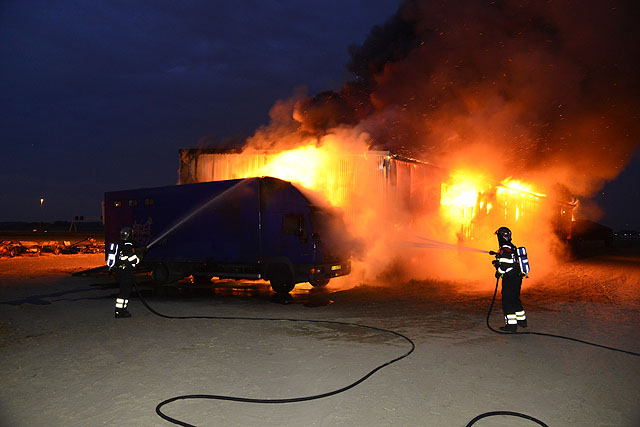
top-left (177, 148), bottom-right (573, 240)
top-left (178, 148), bottom-right (441, 221)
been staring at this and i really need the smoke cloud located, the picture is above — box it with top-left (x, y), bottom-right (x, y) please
top-left (237, 0), bottom-right (640, 286)
top-left (296, 0), bottom-right (639, 192)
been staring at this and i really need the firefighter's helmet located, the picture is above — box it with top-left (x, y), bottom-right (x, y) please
top-left (494, 226), bottom-right (512, 244)
top-left (120, 227), bottom-right (133, 242)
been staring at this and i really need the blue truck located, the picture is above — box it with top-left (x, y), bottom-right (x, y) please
top-left (103, 176), bottom-right (352, 293)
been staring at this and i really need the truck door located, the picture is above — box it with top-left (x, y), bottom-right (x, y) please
top-left (281, 213), bottom-right (313, 258)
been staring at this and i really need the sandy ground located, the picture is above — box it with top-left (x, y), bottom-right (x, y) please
top-left (1, 251), bottom-right (639, 427)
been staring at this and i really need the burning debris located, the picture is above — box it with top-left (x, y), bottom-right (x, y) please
top-left (185, 0), bottom-right (639, 285)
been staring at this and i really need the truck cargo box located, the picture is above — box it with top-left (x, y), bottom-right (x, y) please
top-left (104, 177), bottom-right (351, 293)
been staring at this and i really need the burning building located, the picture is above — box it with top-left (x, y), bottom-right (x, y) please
top-left (180, 0), bottom-right (638, 284)
top-left (178, 148), bottom-right (574, 241)
top-left (178, 145), bottom-right (576, 284)
top-left (178, 147), bottom-right (443, 222)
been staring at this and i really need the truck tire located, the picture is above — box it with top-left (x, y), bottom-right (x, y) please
top-left (310, 278), bottom-right (330, 288)
top-left (269, 264), bottom-right (295, 294)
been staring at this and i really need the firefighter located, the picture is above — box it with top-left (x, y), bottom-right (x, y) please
top-left (492, 226), bottom-right (527, 332)
top-left (108, 227), bottom-right (140, 318)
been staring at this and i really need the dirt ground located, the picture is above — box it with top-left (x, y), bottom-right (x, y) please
top-left (1, 250), bottom-right (639, 427)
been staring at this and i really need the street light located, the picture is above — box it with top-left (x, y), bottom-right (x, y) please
top-left (40, 197), bottom-right (45, 231)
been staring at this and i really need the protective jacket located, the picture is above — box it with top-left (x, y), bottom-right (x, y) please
top-left (115, 242), bottom-right (140, 271)
top-left (495, 243), bottom-right (520, 276)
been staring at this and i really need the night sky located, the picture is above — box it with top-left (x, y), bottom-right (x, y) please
top-left (1, 1), bottom-right (401, 223)
top-left (1, 1), bottom-right (638, 231)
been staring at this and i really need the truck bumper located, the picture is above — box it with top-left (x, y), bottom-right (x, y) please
top-left (297, 260), bottom-right (351, 283)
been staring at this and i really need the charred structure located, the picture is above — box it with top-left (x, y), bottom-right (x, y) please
top-left (181, 0), bottom-right (637, 283)
top-left (178, 147), bottom-right (574, 242)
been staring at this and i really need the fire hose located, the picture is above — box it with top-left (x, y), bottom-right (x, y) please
top-left (132, 280), bottom-right (549, 427)
top-left (486, 276), bottom-right (640, 356)
top-left (128, 248), bottom-right (638, 426)
top-left (131, 281), bottom-right (415, 427)
top-left (403, 238), bottom-right (640, 356)
top-left (466, 276), bottom-right (640, 427)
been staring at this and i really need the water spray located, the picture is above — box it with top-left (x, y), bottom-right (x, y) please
top-left (402, 235), bottom-right (491, 254)
top-left (146, 180), bottom-right (245, 250)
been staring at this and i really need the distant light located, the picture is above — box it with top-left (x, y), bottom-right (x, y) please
top-left (40, 198), bottom-right (44, 206)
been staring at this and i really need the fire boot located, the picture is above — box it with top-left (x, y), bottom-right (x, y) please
top-left (115, 297), bottom-right (131, 318)
top-left (499, 324), bottom-right (517, 333)
top-left (516, 310), bottom-right (527, 328)
top-left (115, 309), bottom-right (131, 318)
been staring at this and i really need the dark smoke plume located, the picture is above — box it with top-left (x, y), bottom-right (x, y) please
top-left (292, 0), bottom-right (640, 197)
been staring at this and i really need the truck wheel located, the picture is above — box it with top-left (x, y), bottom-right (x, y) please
top-left (310, 278), bottom-right (330, 288)
top-left (151, 264), bottom-right (171, 284)
top-left (270, 265), bottom-right (295, 294)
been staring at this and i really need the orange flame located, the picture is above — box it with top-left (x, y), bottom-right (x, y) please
top-left (184, 139), bottom-right (565, 284)
top-left (498, 178), bottom-right (546, 198)
top-left (438, 171), bottom-right (547, 238)
top-left (440, 171), bottom-right (490, 235)
top-left (259, 144), bottom-right (330, 190)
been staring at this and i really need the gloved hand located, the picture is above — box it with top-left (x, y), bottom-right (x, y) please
top-left (489, 251), bottom-right (497, 255)
top-left (492, 260), bottom-right (499, 267)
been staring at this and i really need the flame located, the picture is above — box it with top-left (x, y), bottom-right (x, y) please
top-left (258, 144), bottom-right (330, 191)
top-left (440, 171), bottom-right (489, 233)
top-left (498, 178), bottom-right (546, 198)
top-left (184, 141), bottom-right (565, 284)
top-left (230, 138), bottom-right (364, 208)
top-left (439, 171), bottom-right (547, 238)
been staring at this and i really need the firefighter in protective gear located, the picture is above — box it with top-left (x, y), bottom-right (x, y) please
top-left (492, 226), bottom-right (527, 332)
top-left (111, 227), bottom-right (140, 318)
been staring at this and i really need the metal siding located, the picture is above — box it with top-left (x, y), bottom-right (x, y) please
top-left (177, 149), bottom-right (443, 224)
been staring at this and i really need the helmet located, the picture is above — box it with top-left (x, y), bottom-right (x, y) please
top-left (120, 227), bottom-right (133, 241)
top-left (494, 226), bottom-right (512, 244)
